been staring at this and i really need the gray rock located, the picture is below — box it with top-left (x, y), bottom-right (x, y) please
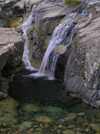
top-left (0, 92), bottom-right (7, 99)
top-left (0, 28), bottom-right (24, 99)
top-left (13, 0), bottom-right (24, 15)
top-left (34, 1), bottom-right (79, 34)
top-left (64, 17), bottom-right (100, 109)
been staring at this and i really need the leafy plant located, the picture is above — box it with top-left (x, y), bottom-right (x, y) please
top-left (65, 0), bottom-right (80, 5)
top-left (2, 16), bottom-right (10, 27)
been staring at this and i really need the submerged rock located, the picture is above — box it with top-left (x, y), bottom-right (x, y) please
top-left (43, 106), bottom-right (62, 113)
top-left (21, 103), bottom-right (41, 112)
top-left (0, 96), bottom-right (19, 124)
top-left (63, 129), bottom-right (75, 134)
top-left (89, 123), bottom-right (100, 132)
top-left (18, 121), bottom-right (33, 130)
top-left (35, 116), bottom-right (55, 125)
top-left (65, 113), bottom-right (77, 121)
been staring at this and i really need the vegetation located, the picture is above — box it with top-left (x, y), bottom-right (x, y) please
top-left (80, 72), bottom-right (84, 77)
top-left (72, 39), bottom-right (77, 48)
top-left (35, 27), bottom-right (42, 38)
top-left (2, 16), bottom-right (10, 27)
top-left (65, 0), bottom-right (80, 5)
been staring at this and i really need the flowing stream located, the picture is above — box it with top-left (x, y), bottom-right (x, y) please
top-left (22, 5), bottom-right (36, 71)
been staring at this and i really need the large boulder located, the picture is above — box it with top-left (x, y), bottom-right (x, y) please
top-left (64, 17), bottom-right (100, 109)
top-left (0, 28), bottom-right (24, 99)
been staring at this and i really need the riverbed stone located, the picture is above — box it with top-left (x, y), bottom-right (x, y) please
top-left (18, 121), bottom-right (33, 130)
top-left (63, 129), bottom-right (75, 134)
top-left (21, 103), bottom-right (41, 112)
top-left (65, 113), bottom-right (77, 121)
top-left (89, 123), bottom-right (100, 132)
top-left (78, 112), bottom-right (85, 116)
top-left (35, 116), bottom-right (55, 125)
top-left (43, 106), bottom-right (62, 113)
top-left (67, 124), bottom-right (76, 129)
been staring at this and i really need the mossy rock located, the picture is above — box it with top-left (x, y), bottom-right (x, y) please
top-left (64, 0), bottom-right (80, 5)
top-left (43, 106), bottom-right (62, 113)
top-left (18, 121), bottom-right (33, 130)
top-left (63, 129), bottom-right (75, 134)
top-left (0, 97), bottom-right (19, 124)
top-left (21, 103), bottom-right (41, 112)
top-left (65, 113), bottom-right (77, 121)
top-left (2, 16), bottom-right (10, 27)
top-left (35, 116), bottom-right (55, 125)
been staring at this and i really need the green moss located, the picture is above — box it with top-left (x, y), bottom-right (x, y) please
top-left (2, 16), bottom-right (10, 27)
top-left (10, 17), bottom-right (22, 28)
top-left (35, 27), bottom-right (42, 37)
top-left (34, 2), bottom-right (40, 6)
top-left (80, 72), bottom-right (84, 77)
top-left (72, 39), bottom-right (77, 48)
top-left (65, 0), bottom-right (80, 5)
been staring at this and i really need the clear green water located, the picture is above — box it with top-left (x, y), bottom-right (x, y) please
top-left (0, 69), bottom-right (100, 134)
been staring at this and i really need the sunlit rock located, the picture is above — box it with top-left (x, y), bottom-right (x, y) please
top-left (35, 116), bottom-right (55, 125)
top-left (65, 113), bottom-right (77, 121)
top-left (89, 124), bottom-right (100, 132)
top-left (18, 121), bottom-right (33, 130)
top-left (63, 129), bottom-right (75, 134)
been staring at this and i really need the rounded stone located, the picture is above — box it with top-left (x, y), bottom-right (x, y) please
top-left (65, 113), bottom-right (77, 121)
top-left (35, 116), bottom-right (54, 125)
top-left (63, 129), bottom-right (75, 134)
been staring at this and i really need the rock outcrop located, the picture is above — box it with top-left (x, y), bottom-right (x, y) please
top-left (0, 28), bottom-right (24, 99)
top-left (64, 16), bottom-right (100, 108)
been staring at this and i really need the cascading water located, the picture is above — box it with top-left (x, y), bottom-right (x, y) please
top-left (37, 9), bottom-right (92, 79)
top-left (27, 3), bottom-right (93, 79)
top-left (22, 5), bottom-right (36, 71)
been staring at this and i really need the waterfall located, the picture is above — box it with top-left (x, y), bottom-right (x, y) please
top-left (22, 5), bottom-right (36, 71)
top-left (38, 14), bottom-right (77, 79)
top-left (37, 9), bottom-right (92, 79)
top-left (27, 4), bottom-right (92, 79)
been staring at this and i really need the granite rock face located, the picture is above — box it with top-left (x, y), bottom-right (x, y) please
top-left (0, 28), bottom-right (24, 99)
top-left (64, 17), bottom-right (100, 109)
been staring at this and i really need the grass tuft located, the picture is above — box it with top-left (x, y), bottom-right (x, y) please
top-left (65, 0), bottom-right (80, 5)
